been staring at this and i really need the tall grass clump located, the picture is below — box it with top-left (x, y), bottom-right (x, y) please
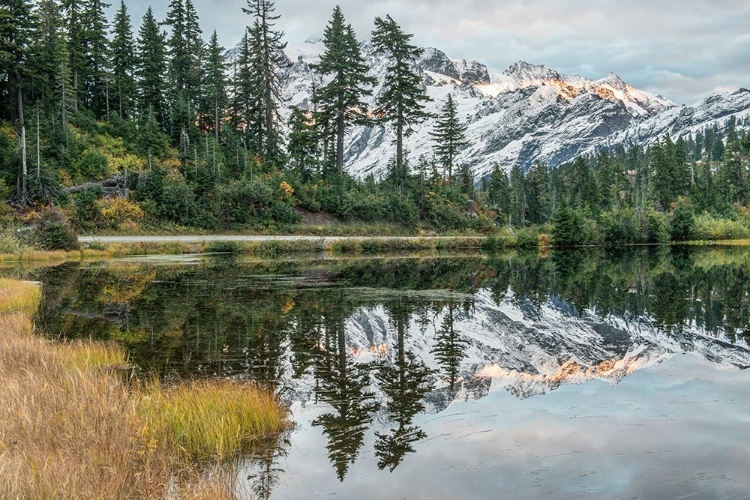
top-left (0, 227), bottom-right (34, 255)
top-left (142, 380), bottom-right (287, 463)
top-left (0, 279), bottom-right (289, 498)
top-left (0, 279), bottom-right (41, 314)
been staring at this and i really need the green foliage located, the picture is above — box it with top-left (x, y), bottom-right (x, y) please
top-left (77, 149), bottom-right (109, 180)
top-left (371, 15), bottom-right (431, 172)
top-left (693, 213), bottom-right (750, 241)
top-left (3, 0), bottom-right (749, 244)
top-left (430, 94), bottom-right (466, 180)
top-left (645, 211), bottom-right (670, 244)
top-left (312, 6), bottom-right (376, 173)
top-left (670, 204), bottom-right (696, 241)
top-left (551, 203), bottom-right (600, 246)
top-left (514, 226), bottom-right (541, 248)
top-left (30, 206), bottom-right (80, 250)
top-left (159, 174), bottom-right (198, 225)
top-left (74, 187), bottom-right (103, 228)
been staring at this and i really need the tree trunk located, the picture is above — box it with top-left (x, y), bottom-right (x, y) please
top-left (36, 110), bottom-right (41, 180)
top-left (105, 77), bottom-right (110, 120)
top-left (17, 80), bottom-right (27, 203)
top-left (337, 111), bottom-right (345, 205)
top-left (336, 111), bottom-right (344, 174)
top-left (73, 69), bottom-right (79, 113)
top-left (214, 93), bottom-right (219, 143)
top-left (396, 119), bottom-right (403, 174)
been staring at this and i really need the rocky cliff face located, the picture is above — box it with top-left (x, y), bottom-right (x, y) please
top-left (265, 40), bottom-right (750, 178)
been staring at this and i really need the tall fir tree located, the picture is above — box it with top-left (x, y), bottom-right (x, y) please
top-left (313, 6), bottom-right (375, 176)
top-left (200, 30), bottom-right (227, 143)
top-left (80, 0), bottom-right (110, 117)
top-left (430, 93), bottom-right (466, 181)
top-left (110, 0), bottom-right (135, 119)
top-left (371, 14), bottom-right (431, 173)
top-left (29, 0), bottom-right (64, 110)
top-left (136, 7), bottom-right (167, 127)
top-left (488, 164), bottom-right (511, 218)
top-left (525, 162), bottom-right (550, 224)
top-left (0, 0), bottom-right (37, 201)
top-left (508, 163), bottom-right (526, 226)
top-left (163, 0), bottom-right (199, 143)
top-left (55, 34), bottom-right (75, 134)
top-left (231, 30), bottom-right (252, 135)
top-left (287, 106), bottom-right (318, 179)
top-left (242, 0), bottom-right (287, 166)
top-left (62, 0), bottom-right (84, 112)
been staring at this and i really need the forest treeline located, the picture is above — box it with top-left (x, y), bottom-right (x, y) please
top-left (2, 0), bottom-right (750, 246)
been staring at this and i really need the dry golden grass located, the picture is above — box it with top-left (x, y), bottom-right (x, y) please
top-left (142, 380), bottom-right (287, 464)
top-left (0, 279), bottom-right (41, 314)
top-left (0, 279), bottom-right (289, 499)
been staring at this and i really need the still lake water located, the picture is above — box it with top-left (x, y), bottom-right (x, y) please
top-left (13, 247), bottom-right (750, 499)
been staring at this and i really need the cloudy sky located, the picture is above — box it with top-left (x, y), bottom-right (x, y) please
top-left (114, 0), bottom-right (750, 105)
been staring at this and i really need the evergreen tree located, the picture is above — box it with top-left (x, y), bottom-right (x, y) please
top-left (596, 149), bottom-right (627, 211)
top-left (312, 6), bottom-right (376, 176)
top-left (651, 135), bottom-right (687, 210)
top-left (136, 7), bottom-right (167, 127)
top-left (0, 0), bottom-right (37, 201)
top-left (62, 0), bottom-right (84, 112)
top-left (110, 0), bottom-right (135, 119)
top-left (488, 163), bottom-right (511, 217)
top-left (430, 93), bottom-right (466, 181)
top-left (29, 0), bottom-right (64, 110)
top-left (200, 30), bottom-right (227, 143)
top-left (243, 0), bottom-right (287, 165)
top-left (287, 106), bottom-right (318, 179)
top-left (80, 0), bottom-right (110, 116)
top-left (525, 162), bottom-right (550, 224)
top-left (719, 138), bottom-right (745, 205)
top-left (456, 162), bottom-right (474, 198)
top-left (55, 30), bottom-right (75, 133)
top-left (371, 14), bottom-right (431, 173)
top-left (508, 163), bottom-right (526, 226)
top-left (231, 31), bottom-right (251, 134)
top-left (567, 156), bottom-right (599, 212)
top-left (163, 0), bottom-right (200, 143)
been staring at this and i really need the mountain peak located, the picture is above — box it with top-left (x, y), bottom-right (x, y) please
top-left (503, 61), bottom-right (560, 83)
top-left (598, 72), bottom-right (628, 90)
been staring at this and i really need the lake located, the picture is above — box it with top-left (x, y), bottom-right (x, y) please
top-left (12, 246), bottom-right (750, 499)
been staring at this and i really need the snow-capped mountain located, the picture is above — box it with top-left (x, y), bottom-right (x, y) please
top-left (266, 288), bottom-right (750, 409)
top-left (274, 40), bottom-right (750, 179)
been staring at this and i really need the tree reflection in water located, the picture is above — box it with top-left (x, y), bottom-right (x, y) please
top-left (25, 247), bottom-right (750, 490)
top-left (311, 294), bottom-right (379, 481)
top-left (374, 298), bottom-right (433, 471)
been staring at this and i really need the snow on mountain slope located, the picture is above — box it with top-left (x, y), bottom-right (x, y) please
top-left (274, 288), bottom-right (750, 410)
top-left (269, 40), bottom-right (750, 178)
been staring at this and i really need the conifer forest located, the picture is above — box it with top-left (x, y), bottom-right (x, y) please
top-left (2, 0), bottom-right (750, 246)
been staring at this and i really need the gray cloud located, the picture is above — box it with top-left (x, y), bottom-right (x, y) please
top-left (114, 0), bottom-right (750, 104)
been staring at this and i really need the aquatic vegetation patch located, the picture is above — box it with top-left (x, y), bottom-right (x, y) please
top-left (0, 279), bottom-right (288, 498)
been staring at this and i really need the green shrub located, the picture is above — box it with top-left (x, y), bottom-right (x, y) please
top-left (30, 206), bottom-right (80, 251)
top-left (482, 227), bottom-right (517, 250)
top-left (645, 211), bottom-right (670, 244)
top-left (74, 187), bottom-right (103, 228)
top-left (515, 226), bottom-right (541, 248)
top-left (77, 150), bottom-right (109, 180)
top-left (204, 241), bottom-right (240, 253)
top-left (670, 205), bottom-right (696, 241)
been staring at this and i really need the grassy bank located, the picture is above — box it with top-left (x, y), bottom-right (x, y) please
top-left (0, 278), bottom-right (288, 498)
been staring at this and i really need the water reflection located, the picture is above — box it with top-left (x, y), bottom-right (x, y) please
top-left (20, 247), bottom-right (750, 495)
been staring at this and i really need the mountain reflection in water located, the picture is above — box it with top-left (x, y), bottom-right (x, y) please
top-left (24, 246), bottom-right (750, 498)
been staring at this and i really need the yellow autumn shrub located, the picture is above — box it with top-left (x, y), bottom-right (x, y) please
top-left (96, 197), bottom-right (145, 228)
